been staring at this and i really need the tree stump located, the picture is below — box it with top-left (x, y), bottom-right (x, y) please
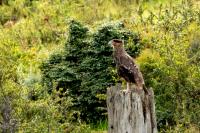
top-left (107, 84), bottom-right (157, 133)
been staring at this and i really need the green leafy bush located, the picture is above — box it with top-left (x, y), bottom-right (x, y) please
top-left (40, 20), bottom-right (144, 122)
top-left (135, 1), bottom-right (200, 131)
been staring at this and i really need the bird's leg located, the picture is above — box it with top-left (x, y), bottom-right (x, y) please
top-left (143, 84), bottom-right (149, 95)
top-left (126, 82), bottom-right (131, 93)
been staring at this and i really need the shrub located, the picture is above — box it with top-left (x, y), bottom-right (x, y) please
top-left (40, 20), bottom-right (144, 122)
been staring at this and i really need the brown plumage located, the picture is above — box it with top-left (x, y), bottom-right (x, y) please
top-left (109, 39), bottom-right (146, 92)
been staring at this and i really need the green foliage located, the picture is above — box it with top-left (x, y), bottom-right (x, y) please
top-left (135, 1), bottom-right (200, 131)
top-left (0, 29), bottom-right (20, 132)
top-left (0, 0), bottom-right (200, 132)
top-left (18, 89), bottom-right (75, 132)
top-left (0, 35), bottom-right (75, 132)
top-left (40, 20), bottom-right (143, 122)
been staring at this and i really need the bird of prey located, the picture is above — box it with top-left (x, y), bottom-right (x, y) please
top-left (109, 39), bottom-right (147, 93)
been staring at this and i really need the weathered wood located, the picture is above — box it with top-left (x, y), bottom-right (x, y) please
top-left (107, 84), bottom-right (157, 133)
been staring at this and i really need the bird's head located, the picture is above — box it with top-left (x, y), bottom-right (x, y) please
top-left (108, 39), bottom-right (124, 50)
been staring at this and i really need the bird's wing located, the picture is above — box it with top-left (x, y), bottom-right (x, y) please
top-left (119, 55), bottom-right (145, 85)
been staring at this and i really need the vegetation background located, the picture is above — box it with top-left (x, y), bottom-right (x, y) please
top-left (0, 0), bottom-right (199, 132)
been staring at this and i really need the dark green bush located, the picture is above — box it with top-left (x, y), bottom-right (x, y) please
top-left (40, 20), bottom-right (144, 122)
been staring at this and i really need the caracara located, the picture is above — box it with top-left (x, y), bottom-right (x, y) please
top-left (109, 39), bottom-right (146, 93)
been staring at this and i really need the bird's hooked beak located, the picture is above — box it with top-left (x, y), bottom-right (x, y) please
top-left (108, 40), bottom-right (113, 47)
